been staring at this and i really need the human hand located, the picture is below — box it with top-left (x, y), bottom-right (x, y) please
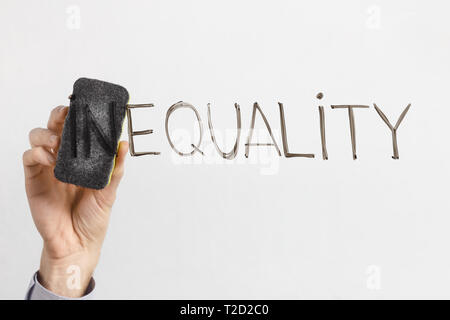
top-left (23, 105), bottom-right (128, 297)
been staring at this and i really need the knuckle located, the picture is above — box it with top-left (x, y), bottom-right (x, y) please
top-left (31, 147), bottom-right (41, 159)
top-left (114, 168), bottom-right (125, 179)
top-left (22, 150), bottom-right (30, 161)
top-left (28, 128), bottom-right (40, 142)
top-left (29, 127), bottom-right (49, 144)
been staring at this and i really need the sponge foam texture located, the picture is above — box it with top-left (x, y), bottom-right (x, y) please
top-left (54, 78), bottom-right (129, 189)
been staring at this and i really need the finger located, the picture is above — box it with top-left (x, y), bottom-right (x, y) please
top-left (23, 147), bottom-right (56, 169)
top-left (106, 141), bottom-right (129, 191)
top-left (47, 105), bottom-right (69, 134)
top-left (29, 127), bottom-right (60, 149)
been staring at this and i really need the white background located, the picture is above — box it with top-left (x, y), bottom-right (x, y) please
top-left (1, 0), bottom-right (449, 299)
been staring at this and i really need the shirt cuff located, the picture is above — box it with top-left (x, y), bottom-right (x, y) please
top-left (25, 271), bottom-right (95, 300)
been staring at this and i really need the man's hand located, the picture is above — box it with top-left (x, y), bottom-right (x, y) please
top-left (23, 105), bottom-right (128, 297)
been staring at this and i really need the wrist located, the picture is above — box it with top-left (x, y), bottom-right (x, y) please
top-left (38, 246), bottom-right (100, 298)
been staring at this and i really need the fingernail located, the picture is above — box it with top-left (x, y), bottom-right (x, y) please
top-left (48, 154), bottom-right (56, 164)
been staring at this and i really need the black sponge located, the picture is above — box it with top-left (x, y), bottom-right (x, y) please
top-left (54, 78), bottom-right (129, 189)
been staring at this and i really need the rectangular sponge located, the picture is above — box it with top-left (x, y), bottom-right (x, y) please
top-left (54, 78), bottom-right (129, 189)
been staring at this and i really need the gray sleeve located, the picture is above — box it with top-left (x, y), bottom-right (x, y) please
top-left (25, 271), bottom-right (95, 300)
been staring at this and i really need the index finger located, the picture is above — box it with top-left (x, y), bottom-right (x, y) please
top-left (47, 105), bottom-right (69, 134)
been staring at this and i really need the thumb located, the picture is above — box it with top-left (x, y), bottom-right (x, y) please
top-left (105, 140), bottom-right (129, 192)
